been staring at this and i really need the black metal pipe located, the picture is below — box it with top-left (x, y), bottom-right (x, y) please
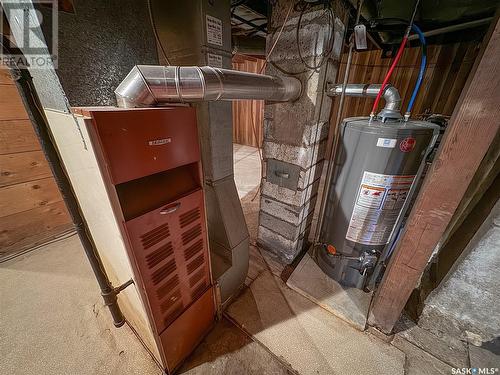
top-left (4, 40), bottom-right (130, 327)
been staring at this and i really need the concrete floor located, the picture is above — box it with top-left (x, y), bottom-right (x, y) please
top-left (0, 144), bottom-right (467, 374)
top-left (0, 235), bottom-right (162, 375)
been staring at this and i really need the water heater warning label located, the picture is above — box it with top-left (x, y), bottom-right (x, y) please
top-left (346, 171), bottom-right (416, 246)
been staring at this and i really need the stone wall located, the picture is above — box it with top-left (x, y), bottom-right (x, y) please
top-left (419, 198), bottom-right (500, 346)
top-left (257, 2), bottom-right (345, 263)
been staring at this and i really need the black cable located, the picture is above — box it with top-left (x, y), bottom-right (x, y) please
top-left (296, 1), bottom-right (336, 71)
top-left (270, 0), bottom-right (336, 75)
top-left (147, 0), bottom-right (171, 65)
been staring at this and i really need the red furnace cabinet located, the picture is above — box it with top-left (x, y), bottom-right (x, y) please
top-left (77, 106), bottom-right (214, 373)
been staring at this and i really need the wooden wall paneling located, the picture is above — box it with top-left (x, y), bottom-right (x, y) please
top-left (0, 68), bottom-right (71, 257)
top-left (0, 69), bottom-right (14, 84)
top-left (232, 54), bottom-right (265, 147)
top-left (0, 119), bottom-right (41, 154)
top-left (0, 151), bottom-right (52, 187)
top-left (369, 18), bottom-right (500, 333)
top-left (417, 45), bottom-right (440, 112)
top-left (329, 41), bottom-right (479, 122)
top-left (0, 84), bottom-right (28, 121)
top-left (443, 44), bottom-right (480, 115)
top-left (0, 200), bottom-right (69, 250)
top-left (435, 44), bottom-right (468, 112)
top-left (0, 177), bottom-right (63, 217)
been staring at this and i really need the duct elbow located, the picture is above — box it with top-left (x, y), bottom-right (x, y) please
top-left (377, 84), bottom-right (402, 120)
top-left (382, 85), bottom-right (401, 112)
top-left (115, 66), bottom-right (156, 108)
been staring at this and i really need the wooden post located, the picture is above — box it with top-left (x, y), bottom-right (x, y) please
top-left (369, 17), bottom-right (500, 333)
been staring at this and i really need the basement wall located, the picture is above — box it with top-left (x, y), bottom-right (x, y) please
top-left (0, 70), bottom-right (72, 259)
top-left (418, 198), bottom-right (500, 347)
top-left (38, 0), bottom-right (158, 106)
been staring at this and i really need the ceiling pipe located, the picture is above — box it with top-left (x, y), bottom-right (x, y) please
top-left (115, 65), bottom-right (301, 108)
top-left (407, 17), bottom-right (493, 41)
top-left (327, 83), bottom-right (402, 120)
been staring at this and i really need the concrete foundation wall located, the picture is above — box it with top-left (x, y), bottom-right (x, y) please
top-left (419, 198), bottom-right (500, 346)
top-left (258, 3), bottom-right (345, 263)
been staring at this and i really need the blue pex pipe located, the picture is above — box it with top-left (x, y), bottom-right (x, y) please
top-left (406, 24), bottom-right (427, 115)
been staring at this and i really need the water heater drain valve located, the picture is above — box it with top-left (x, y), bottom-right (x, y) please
top-left (320, 243), bottom-right (378, 274)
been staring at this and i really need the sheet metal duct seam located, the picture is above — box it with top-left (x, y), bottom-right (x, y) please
top-left (115, 65), bottom-right (302, 107)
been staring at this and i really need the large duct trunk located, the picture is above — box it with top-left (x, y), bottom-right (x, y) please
top-left (114, 61), bottom-right (301, 307)
top-left (115, 65), bottom-right (301, 108)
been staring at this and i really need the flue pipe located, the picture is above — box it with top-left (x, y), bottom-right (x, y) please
top-left (115, 65), bottom-right (302, 107)
top-left (327, 83), bottom-right (402, 120)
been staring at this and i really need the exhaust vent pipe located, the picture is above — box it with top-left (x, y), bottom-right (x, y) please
top-left (115, 65), bottom-right (302, 108)
top-left (327, 83), bottom-right (402, 120)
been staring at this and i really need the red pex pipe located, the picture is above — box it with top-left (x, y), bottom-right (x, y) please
top-left (370, 35), bottom-right (409, 117)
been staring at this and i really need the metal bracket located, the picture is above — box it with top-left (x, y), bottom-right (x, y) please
top-left (266, 159), bottom-right (301, 191)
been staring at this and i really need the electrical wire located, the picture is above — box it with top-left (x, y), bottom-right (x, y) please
top-left (370, 36), bottom-right (408, 118)
top-left (147, 0), bottom-right (171, 65)
top-left (405, 23), bottom-right (426, 118)
top-left (296, 2), bottom-right (335, 71)
top-left (370, 0), bottom-right (421, 118)
top-left (249, 2), bottom-right (294, 202)
top-left (264, 2), bottom-right (294, 73)
top-left (270, 0), bottom-right (336, 75)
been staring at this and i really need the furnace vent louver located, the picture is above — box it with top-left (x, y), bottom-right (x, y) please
top-left (126, 190), bottom-right (210, 334)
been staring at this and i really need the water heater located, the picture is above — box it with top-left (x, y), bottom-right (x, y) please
top-left (317, 117), bottom-right (438, 289)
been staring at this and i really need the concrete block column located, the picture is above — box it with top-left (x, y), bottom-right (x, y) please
top-left (257, 2), bottom-right (345, 263)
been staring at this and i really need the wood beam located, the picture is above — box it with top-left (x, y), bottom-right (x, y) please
top-left (368, 17), bottom-right (500, 333)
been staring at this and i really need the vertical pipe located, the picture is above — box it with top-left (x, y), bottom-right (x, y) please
top-left (314, 0), bottom-right (363, 242)
top-left (10, 59), bottom-right (127, 327)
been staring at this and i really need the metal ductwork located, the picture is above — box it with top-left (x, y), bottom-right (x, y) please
top-left (115, 65), bottom-right (301, 108)
top-left (327, 83), bottom-right (402, 119)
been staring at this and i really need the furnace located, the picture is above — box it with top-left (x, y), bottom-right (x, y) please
top-left (72, 106), bottom-right (214, 372)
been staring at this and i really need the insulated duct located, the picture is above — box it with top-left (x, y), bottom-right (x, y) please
top-left (115, 65), bottom-right (301, 108)
top-left (327, 83), bottom-right (402, 119)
